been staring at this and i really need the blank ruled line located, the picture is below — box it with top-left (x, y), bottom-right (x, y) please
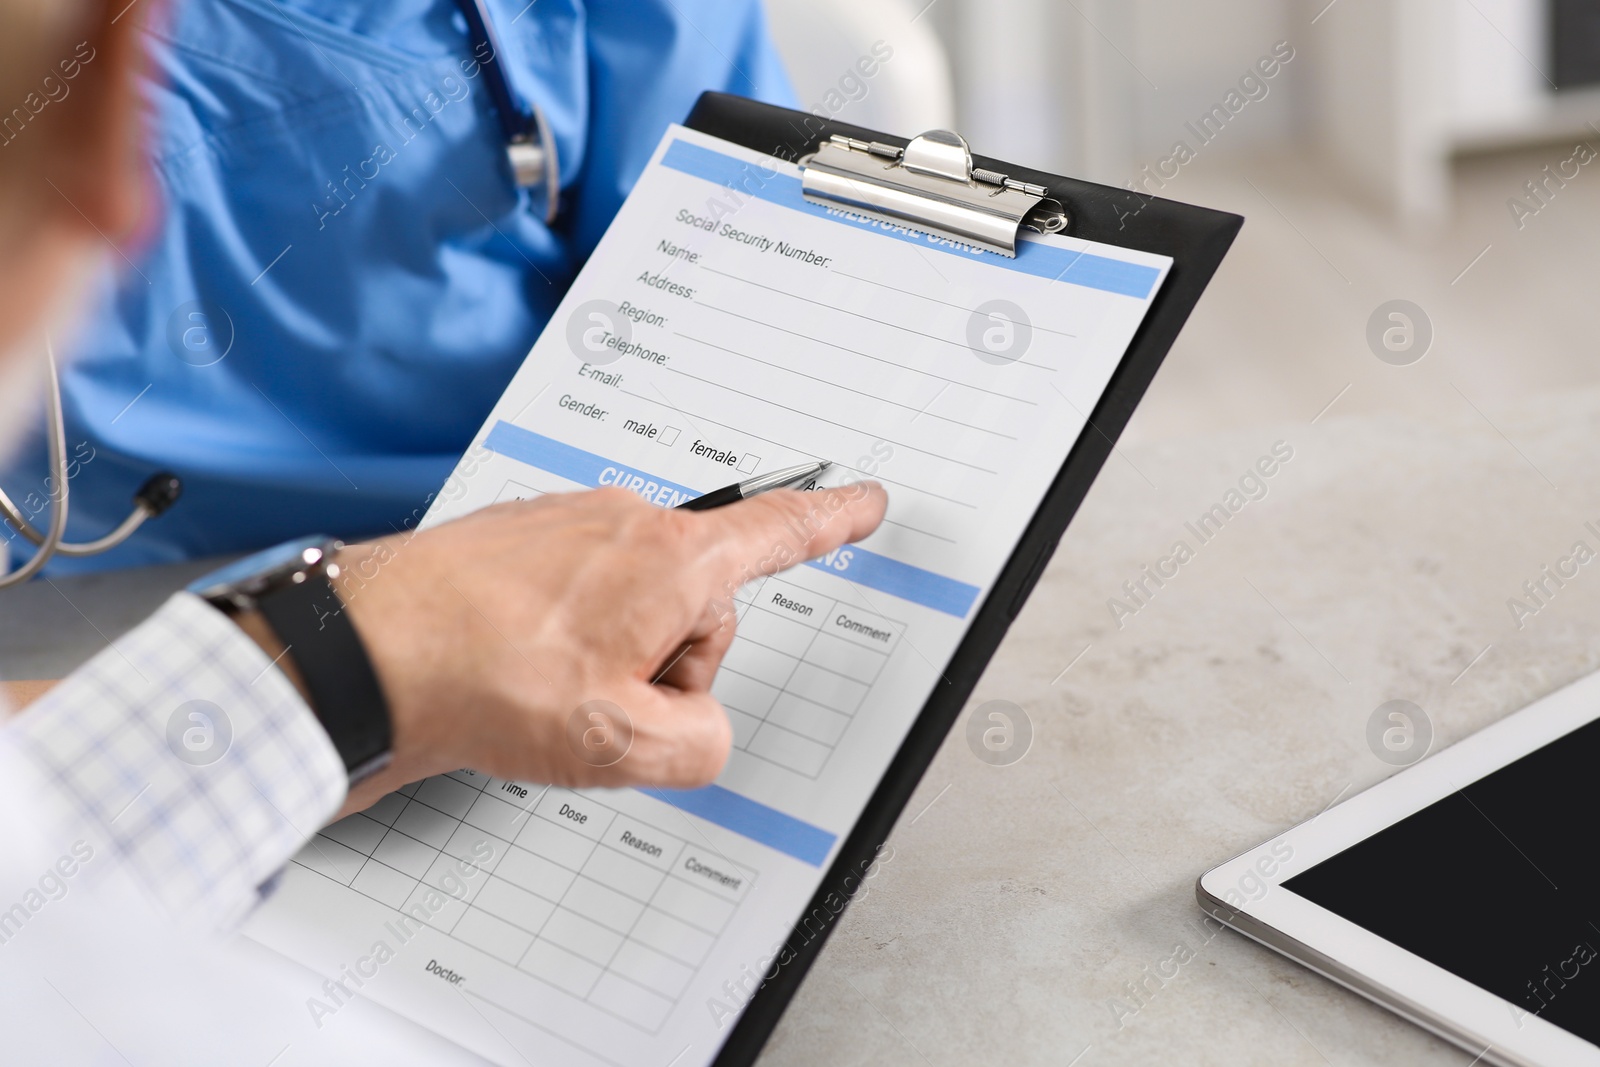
top-left (830, 268), bottom-right (1079, 340)
top-left (675, 332), bottom-right (1019, 440)
top-left (867, 474), bottom-right (977, 509)
top-left (612, 387), bottom-right (979, 508)
top-left (459, 988), bottom-right (655, 1062)
top-left (650, 363), bottom-right (1000, 475)
top-left (880, 517), bottom-right (958, 543)
top-left (698, 266), bottom-right (1057, 370)
top-left (695, 301), bottom-right (1038, 406)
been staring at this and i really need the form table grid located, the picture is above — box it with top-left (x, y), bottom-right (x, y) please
top-left (716, 574), bottom-right (904, 779)
top-left (295, 772), bottom-right (758, 1034)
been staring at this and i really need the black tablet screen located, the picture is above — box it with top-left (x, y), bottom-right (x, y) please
top-left (1285, 716), bottom-right (1600, 1044)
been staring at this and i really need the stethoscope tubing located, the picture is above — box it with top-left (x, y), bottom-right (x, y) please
top-left (2, 3), bottom-right (555, 583)
top-left (0, 339), bottom-right (159, 585)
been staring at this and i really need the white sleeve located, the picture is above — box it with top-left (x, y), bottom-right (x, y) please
top-left (1, 592), bottom-right (348, 929)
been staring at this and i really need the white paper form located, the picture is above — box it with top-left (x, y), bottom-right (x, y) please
top-left (244, 125), bottom-right (1171, 1067)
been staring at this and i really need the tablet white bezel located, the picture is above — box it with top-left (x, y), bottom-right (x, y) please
top-left (1198, 669), bottom-right (1600, 1067)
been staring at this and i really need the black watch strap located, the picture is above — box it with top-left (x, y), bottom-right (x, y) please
top-left (256, 574), bottom-right (393, 783)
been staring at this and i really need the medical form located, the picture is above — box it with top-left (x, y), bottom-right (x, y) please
top-left (244, 125), bottom-right (1172, 1066)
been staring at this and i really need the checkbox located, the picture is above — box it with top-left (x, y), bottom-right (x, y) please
top-left (493, 480), bottom-right (542, 504)
top-left (738, 453), bottom-right (761, 474)
top-left (658, 426), bottom-right (681, 446)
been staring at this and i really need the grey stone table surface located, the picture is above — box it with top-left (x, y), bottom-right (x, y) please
top-left (5, 390), bottom-right (1600, 1066)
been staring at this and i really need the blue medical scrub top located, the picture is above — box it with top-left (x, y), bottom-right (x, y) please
top-left (10, 0), bottom-right (793, 572)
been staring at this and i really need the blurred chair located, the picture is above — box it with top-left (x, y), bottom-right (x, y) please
top-left (763, 0), bottom-right (956, 134)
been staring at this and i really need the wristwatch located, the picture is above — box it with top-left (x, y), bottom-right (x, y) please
top-left (188, 535), bottom-right (393, 784)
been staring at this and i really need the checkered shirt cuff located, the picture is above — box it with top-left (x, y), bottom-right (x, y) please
top-left (9, 592), bottom-right (347, 927)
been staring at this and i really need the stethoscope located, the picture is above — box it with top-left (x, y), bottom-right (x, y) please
top-left (0, 338), bottom-right (182, 589)
top-left (0, 1), bottom-right (556, 587)
top-left (456, 0), bottom-right (561, 225)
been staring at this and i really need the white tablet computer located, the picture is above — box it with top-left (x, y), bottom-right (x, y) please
top-left (1198, 670), bottom-right (1600, 1067)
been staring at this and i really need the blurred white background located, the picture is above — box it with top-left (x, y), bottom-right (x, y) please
top-left (765, 0), bottom-right (1600, 445)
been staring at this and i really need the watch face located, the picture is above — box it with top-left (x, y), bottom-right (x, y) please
top-left (186, 535), bottom-right (332, 600)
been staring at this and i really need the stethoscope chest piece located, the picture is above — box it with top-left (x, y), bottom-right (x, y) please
top-left (507, 102), bottom-right (559, 225)
top-left (456, 0), bottom-right (561, 226)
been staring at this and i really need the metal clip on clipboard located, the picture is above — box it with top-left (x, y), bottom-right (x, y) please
top-left (798, 130), bottom-right (1068, 257)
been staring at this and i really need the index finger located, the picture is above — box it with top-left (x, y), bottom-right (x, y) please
top-left (687, 482), bottom-right (888, 595)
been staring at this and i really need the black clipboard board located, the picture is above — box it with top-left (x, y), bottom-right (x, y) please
top-left (681, 92), bottom-right (1243, 1066)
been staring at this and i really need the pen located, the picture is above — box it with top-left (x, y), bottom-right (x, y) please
top-left (676, 461), bottom-right (831, 511)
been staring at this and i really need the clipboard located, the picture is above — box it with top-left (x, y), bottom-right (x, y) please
top-left (245, 90), bottom-right (1243, 1067)
top-left (680, 91), bottom-right (1243, 1066)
